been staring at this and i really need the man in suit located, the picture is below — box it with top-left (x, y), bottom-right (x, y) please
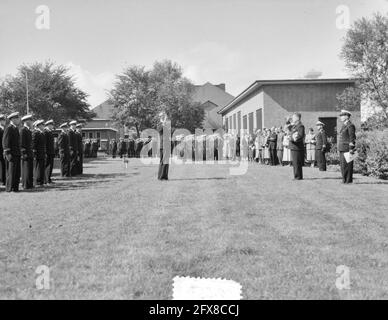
top-left (2, 112), bottom-right (21, 192)
top-left (267, 127), bottom-right (278, 166)
top-left (338, 110), bottom-right (356, 184)
top-left (0, 114), bottom-right (6, 187)
top-left (58, 123), bottom-right (70, 178)
top-left (111, 139), bottom-right (117, 158)
top-left (315, 121), bottom-right (328, 172)
top-left (44, 120), bottom-right (55, 184)
top-left (289, 112), bottom-right (306, 180)
top-left (68, 121), bottom-right (78, 176)
top-left (158, 111), bottom-right (170, 180)
top-left (75, 123), bottom-right (84, 175)
top-left (20, 115), bottom-right (34, 189)
top-left (32, 120), bottom-right (47, 187)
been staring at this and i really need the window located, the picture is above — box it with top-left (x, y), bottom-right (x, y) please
top-left (82, 132), bottom-right (86, 138)
top-left (243, 115), bottom-right (247, 130)
top-left (233, 114), bottom-right (237, 130)
top-left (89, 132), bottom-right (93, 139)
top-left (256, 109), bottom-right (263, 130)
top-left (229, 116), bottom-right (232, 131)
top-left (97, 132), bottom-right (101, 139)
top-left (248, 112), bottom-right (254, 134)
top-left (237, 111), bottom-right (241, 133)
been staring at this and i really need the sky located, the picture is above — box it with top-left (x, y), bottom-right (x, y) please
top-left (0, 0), bottom-right (387, 107)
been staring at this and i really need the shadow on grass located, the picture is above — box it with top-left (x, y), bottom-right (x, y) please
top-left (355, 181), bottom-right (388, 185)
top-left (303, 177), bottom-right (343, 180)
top-left (168, 177), bottom-right (227, 181)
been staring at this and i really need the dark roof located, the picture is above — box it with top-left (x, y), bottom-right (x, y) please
top-left (218, 78), bottom-right (357, 115)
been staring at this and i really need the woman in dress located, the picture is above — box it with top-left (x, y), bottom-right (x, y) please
top-left (282, 125), bottom-right (292, 165)
top-left (305, 128), bottom-right (316, 167)
top-left (158, 111), bottom-right (170, 180)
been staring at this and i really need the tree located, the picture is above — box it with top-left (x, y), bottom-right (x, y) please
top-left (0, 61), bottom-right (94, 123)
top-left (341, 13), bottom-right (388, 120)
top-left (109, 60), bottom-right (204, 136)
top-left (336, 86), bottom-right (362, 111)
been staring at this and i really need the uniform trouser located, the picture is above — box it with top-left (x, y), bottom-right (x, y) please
top-left (60, 155), bottom-right (70, 177)
top-left (34, 158), bottom-right (45, 185)
top-left (0, 156), bottom-right (5, 185)
top-left (70, 153), bottom-right (78, 176)
top-left (45, 155), bottom-right (55, 183)
top-left (316, 150), bottom-right (327, 171)
top-left (5, 156), bottom-right (21, 192)
top-left (269, 147), bottom-right (277, 166)
top-left (340, 151), bottom-right (353, 183)
top-left (291, 150), bottom-right (304, 180)
top-left (112, 151), bottom-right (116, 158)
top-left (277, 150), bottom-right (283, 166)
top-left (79, 154), bottom-right (83, 174)
top-left (158, 149), bottom-right (169, 180)
top-left (21, 158), bottom-right (34, 189)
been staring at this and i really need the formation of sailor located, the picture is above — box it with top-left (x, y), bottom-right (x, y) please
top-left (0, 113), bottom-right (85, 192)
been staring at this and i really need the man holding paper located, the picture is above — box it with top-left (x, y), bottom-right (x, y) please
top-left (338, 110), bottom-right (356, 184)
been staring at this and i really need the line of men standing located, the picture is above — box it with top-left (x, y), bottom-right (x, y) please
top-left (0, 112), bottom-right (84, 193)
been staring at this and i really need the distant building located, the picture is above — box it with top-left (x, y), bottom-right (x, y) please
top-left (218, 78), bottom-right (360, 142)
top-left (82, 118), bottom-right (118, 151)
top-left (89, 82), bottom-right (235, 135)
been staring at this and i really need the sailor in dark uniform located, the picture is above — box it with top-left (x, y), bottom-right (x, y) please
top-left (58, 123), bottom-right (70, 177)
top-left (32, 120), bottom-right (47, 187)
top-left (0, 114), bottom-right (6, 187)
top-left (289, 112), bottom-right (306, 180)
top-left (2, 112), bottom-right (21, 192)
top-left (338, 110), bottom-right (356, 184)
top-left (315, 121), bottom-right (328, 172)
top-left (44, 120), bottom-right (55, 184)
top-left (111, 139), bottom-right (117, 158)
top-left (157, 111), bottom-right (170, 180)
top-left (68, 120), bottom-right (78, 176)
top-left (20, 115), bottom-right (34, 189)
top-left (75, 123), bottom-right (84, 175)
top-left (127, 137), bottom-right (135, 158)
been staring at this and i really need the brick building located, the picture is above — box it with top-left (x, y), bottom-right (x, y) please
top-left (218, 78), bottom-right (360, 141)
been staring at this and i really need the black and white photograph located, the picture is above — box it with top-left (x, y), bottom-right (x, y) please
top-left (0, 0), bottom-right (388, 307)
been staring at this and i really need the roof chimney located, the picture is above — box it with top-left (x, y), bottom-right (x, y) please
top-left (216, 83), bottom-right (226, 91)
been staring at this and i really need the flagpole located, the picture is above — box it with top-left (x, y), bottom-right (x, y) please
top-left (25, 72), bottom-right (29, 114)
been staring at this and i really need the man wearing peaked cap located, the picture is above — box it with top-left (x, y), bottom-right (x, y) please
top-left (0, 114), bottom-right (6, 187)
top-left (75, 123), bottom-right (84, 175)
top-left (20, 115), bottom-right (34, 189)
top-left (32, 120), bottom-right (47, 187)
top-left (338, 109), bottom-right (356, 183)
top-left (315, 120), bottom-right (328, 172)
top-left (44, 120), bottom-right (55, 184)
top-left (2, 112), bottom-right (21, 192)
top-left (58, 123), bottom-right (70, 177)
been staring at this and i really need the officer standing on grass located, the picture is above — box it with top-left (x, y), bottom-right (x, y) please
top-left (20, 115), bottom-right (34, 190)
top-left (289, 112), bottom-right (306, 180)
top-left (2, 112), bottom-right (21, 192)
top-left (315, 121), bottom-right (328, 172)
top-left (32, 120), bottom-right (47, 187)
top-left (0, 114), bottom-right (6, 188)
top-left (338, 110), bottom-right (356, 184)
top-left (44, 120), bottom-right (55, 184)
top-left (68, 120), bottom-right (78, 176)
top-left (58, 123), bottom-right (70, 178)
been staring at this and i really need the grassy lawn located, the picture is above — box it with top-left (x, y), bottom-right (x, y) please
top-left (0, 157), bottom-right (387, 299)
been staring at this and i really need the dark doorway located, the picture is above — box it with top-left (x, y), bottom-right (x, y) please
top-left (319, 117), bottom-right (337, 142)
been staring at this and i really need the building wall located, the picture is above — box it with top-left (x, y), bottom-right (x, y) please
top-left (222, 89), bottom-right (264, 133)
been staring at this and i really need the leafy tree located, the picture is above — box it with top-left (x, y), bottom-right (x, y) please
top-left (336, 86), bottom-right (362, 111)
top-left (341, 13), bottom-right (388, 120)
top-left (0, 61), bottom-right (94, 123)
top-left (109, 60), bottom-right (204, 136)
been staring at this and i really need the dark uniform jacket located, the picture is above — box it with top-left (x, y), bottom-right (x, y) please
top-left (267, 132), bottom-right (277, 149)
top-left (20, 126), bottom-right (33, 159)
top-left (32, 129), bottom-right (47, 160)
top-left (68, 129), bottom-right (78, 156)
top-left (315, 129), bottom-right (328, 151)
top-left (0, 126), bottom-right (4, 159)
top-left (338, 121), bottom-right (356, 152)
top-left (44, 129), bottom-right (55, 156)
top-left (2, 124), bottom-right (21, 158)
top-left (58, 131), bottom-right (70, 157)
top-left (76, 131), bottom-right (83, 156)
top-left (289, 121), bottom-right (305, 151)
